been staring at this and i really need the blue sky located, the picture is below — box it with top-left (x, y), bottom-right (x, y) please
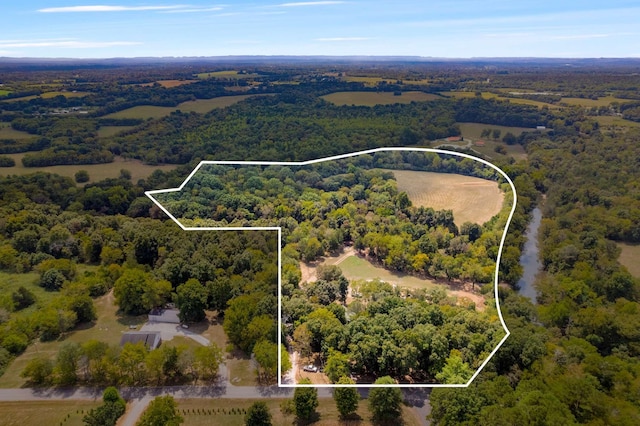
top-left (1, 1), bottom-right (639, 58)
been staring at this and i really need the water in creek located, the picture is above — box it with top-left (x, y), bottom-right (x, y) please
top-left (516, 207), bottom-right (543, 304)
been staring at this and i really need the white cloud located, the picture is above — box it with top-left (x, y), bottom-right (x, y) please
top-left (38, 5), bottom-right (186, 13)
top-left (315, 37), bottom-right (370, 41)
top-left (159, 7), bottom-right (224, 13)
top-left (278, 1), bottom-right (345, 7)
top-left (0, 40), bottom-right (142, 48)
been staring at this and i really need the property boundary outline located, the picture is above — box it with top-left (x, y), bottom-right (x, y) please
top-left (146, 147), bottom-right (517, 388)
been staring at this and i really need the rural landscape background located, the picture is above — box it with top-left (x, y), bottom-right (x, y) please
top-left (1, 1), bottom-right (640, 425)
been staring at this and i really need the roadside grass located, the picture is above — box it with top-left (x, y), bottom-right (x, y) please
top-left (0, 154), bottom-right (178, 184)
top-left (322, 91), bottom-right (440, 106)
top-left (391, 169), bottom-right (504, 226)
top-left (96, 125), bottom-right (136, 138)
top-left (0, 123), bottom-right (35, 139)
top-left (176, 397), bottom-right (422, 426)
top-left (0, 400), bottom-right (102, 426)
top-left (617, 242), bottom-right (640, 278)
top-left (227, 352), bottom-right (258, 387)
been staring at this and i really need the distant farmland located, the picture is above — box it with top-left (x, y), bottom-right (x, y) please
top-left (322, 91), bottom-right (440, 106)
top-left (102, 94), bottom-right (266, 119)
top-left (390, 169), bottom-right (504, 226)
top-left (0, 123), bottom-right (34, 139)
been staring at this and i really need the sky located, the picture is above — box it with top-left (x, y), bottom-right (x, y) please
top-left (1, 1), bottom-right (640, 58)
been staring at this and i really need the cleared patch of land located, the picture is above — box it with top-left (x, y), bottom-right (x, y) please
top-left (103, 105), bottom-right (177, 120)
top-left (591, 115), bottom-right (640, 128)
top-left (442, 91), bottom-right (559, 108)
top-left (155, 79), bottom-right (198, 88)
top-left (40, 91), bottom-right (90, 99)
top-left (0, 401), bottom-right (101, 426)
top-left (0, 125), bottom-right (34, 140)
top-left (103, 95), bottom-right (263, 119)
top-left (391, 169), bottom-right (504, 226)
top-left (618, 242), bottom-right (640, 277)
top-left (96, 125), bottom-right (136, 138)
top-left (196, 70), bottom-right (260, 79)
top-left (176, 398), bottom-right (422, 426)
top-left (560, 96), bottom-right (633, 107)
top-left (458, 122), bottom-right (536, 139)
top-left (0, 154), bottom-right (178, 184)
top-left (322, 91), bottom-right (439, 106)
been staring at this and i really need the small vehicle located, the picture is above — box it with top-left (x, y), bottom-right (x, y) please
top-left (303, 364), bottom-right (318, 373)
top-left (181, 324), bottom-right (189, 329)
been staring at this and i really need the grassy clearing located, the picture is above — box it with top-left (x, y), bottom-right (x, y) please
top-left (41, 91), bottom-right (90, 99)
top-left (177, 95), bottom-right (263, 113)
top-left (391, 169), bottom-right (504, 226)
top-left (176, 397), bottom-right (422, 426)
top-left (227, 355), bottom-right (258, 386)
top-left (469, 140), bottom-right (527, 161)
top-left (618, 242), bottom-right (640, 278)
top-left (328, 255), bottom-right (440, 290)
top-left (0, 400), bottom-right (102, 426)
top-left (560, 96), bottom-right (632, 107)
top-left (196, 71), bottom-right (260, 79)
top-left (0, 123), bottom-right (35, 140)
top-left (322, 91), bottom-right (440, 106)
top-left (441, 91), bottom-right (559, 108)
top-left (96, 125), bottom-right (136, 138)
top-left (0, 89), bottom-right (11, 96)
top-left (155, 79), bottom-right (198, 88)
top-left (590, 115), bottom-right (640, 128)
top-left (102, 105), bottom-right (177, 120)
top-left (457, 122), bottom-right (537, 139)
top-left (0, 154), bottom-right (178, 184)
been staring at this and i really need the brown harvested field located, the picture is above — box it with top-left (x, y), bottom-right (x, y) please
top-left (0, 401), bottom-right (102, 426)
top-left (0, 154), bottom-right (178, 184)
top-left (176, 398), bottom-right (423, 426)
top-left (0, 123), bottom-right (35, 139)
top-left (618, 242), bottom-right (640, 278)
top-left (155, 79), bottom-right (198, 88)
top-left (322, 91), bottom-right (440, 106)
top-left (390, 169), bottom-right (504, 226)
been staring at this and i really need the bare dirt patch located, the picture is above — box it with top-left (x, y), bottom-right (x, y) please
top-left (390, 169), bottom-right (504, 226)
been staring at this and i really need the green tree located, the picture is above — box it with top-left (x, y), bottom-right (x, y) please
top-left (21, 357), bottom-right (54, 385)
top-left (253, 339), bottom-right (278, 383)
top-left (333, 376), bottom-right (359, 418)
top-left (176, 278), bottom-right (208, 323)
top-left (325, 349), bottom-right (351, 383)
top-left (245, 401), bottom-right (272, 426)
top-left (74, 170), bottom-right (90, 183)
top-left (294, 378), bottom-right (319, 421)
top-left (136, 395), bottom-right (183, 426)
top-left (40, 268), bottom-right (66, 290)
top-left (193, 343), bottom-right (224, 382)
top-left (368, 376), bottom-right (403, 421)
top-left (84, 387), bottom-right (126, 426)
top-left (436, 350), bottom-right (474, 384)
top-left (55, 341), bottom-right (81, 385)
top-left (114, 269), bottom-right (171, 315)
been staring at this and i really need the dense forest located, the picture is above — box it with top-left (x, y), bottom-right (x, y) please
top-left (0, 61), bottom-right (639, 423)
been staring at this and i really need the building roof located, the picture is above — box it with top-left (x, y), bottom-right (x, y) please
top-left (120, 331), bottom-right (161, 350)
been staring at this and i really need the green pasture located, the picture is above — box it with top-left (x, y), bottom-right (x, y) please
top-left (322, 91), bottom-right (440, 106)
top-left (0, 123), bottom-right (35, 140)
top-left (0, 401), bottom-right (102, 426)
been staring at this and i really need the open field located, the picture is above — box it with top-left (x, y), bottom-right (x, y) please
top-left (96, 125), bottom-right (137, 138)
top-left (102, 95), bottom-right (264, 119)
top-left (457, 122), bottom-right (537, 139)
top-left (103, 105), bottom-right (177, 119)
top-left (177, 95), bottom-right (265, 113)
top-left (0, 154), bottom-right (178, 184)
top-left (0, 123), bottom-right (35, 140)
top-left (470, 140), bottom-right (528, 160)
top-left (618, 242), bottom-right (640, 277)
top-left (560, 96), bottom-right (633, 107)
top-left (155, 79), bottom-right (198, 88)
top-left (176, 397), bottom-right (422, 426)
top-left (322, 91), bottom-right (440, 106)
top-left (391, 169), bottom-right (504, 225)
top-left (0, 400), bottom-right (102, 426)
top-left (0, 89), bottom-right (11, 96)
top-left (40, 91), bottom-right (90, 99)
top-left (196, 70), bottom-right (260, 79)
top-left (441, 91), bottom-right (559, 108)
top-left (590, 115), bottom-right (640, 128)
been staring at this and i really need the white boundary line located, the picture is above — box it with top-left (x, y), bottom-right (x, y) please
top-left (145, 147), bottom-right (517, 388)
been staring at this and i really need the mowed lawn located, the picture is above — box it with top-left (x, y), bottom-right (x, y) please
top-left (618, 242), bottom-right (640, 278)
top-left (390, 169), bottom-right (505, 226)
top-left (322, 91), bottom-right (440, 106)
top-left (176, 398), bottom-right (423, 426)
top-left (0, 401), bottom-right (102, 426)
top-left (0, 154), bottom-right (178, 184)
top-left (330, 255), bottom-right (441, 290)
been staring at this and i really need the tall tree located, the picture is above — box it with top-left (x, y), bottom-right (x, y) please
top-left (333, 376), bottom-right (359, 418)
top-left (368, 376), bottom-right (403, 421)
top-left (136, 395), bottom-right (183, 426)
top-left (245, 401), bottom-right (272, 426)
top-left (176, 278), bottom-right (208, 323)
top-left (294, 378), bottom-right (319, 421)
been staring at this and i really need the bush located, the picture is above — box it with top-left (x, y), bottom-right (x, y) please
top-left (74, 170), bottom-right (90, 183)
top-left (0, 156), bottom-right (15, 167)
